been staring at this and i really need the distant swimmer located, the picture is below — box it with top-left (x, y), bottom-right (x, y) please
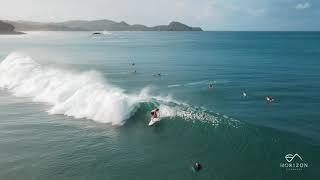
top-left (208, 82), bottom-right (214, 89)
top-left (266, 96), bottom-right (274, 103)
top-left (193, 162), bottom-right (202, 172)
top-left (153, 73), bottom-right (162, 76)
top-left (243, 91), bottom-right (247, 97)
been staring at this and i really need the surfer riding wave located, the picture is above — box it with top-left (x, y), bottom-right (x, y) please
top-left (0, 52), bottom-right (239, 128)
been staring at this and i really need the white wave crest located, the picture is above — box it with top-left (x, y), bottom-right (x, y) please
top-left (0, 52), bottom-right (150, 125)
top-left (158, 104), bottom-right (239, 127)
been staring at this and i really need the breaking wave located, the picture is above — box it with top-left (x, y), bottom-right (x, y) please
top-left (0, 52), bottom-right (239, 127)
top-left (0, 52), bottom-right (152, 125)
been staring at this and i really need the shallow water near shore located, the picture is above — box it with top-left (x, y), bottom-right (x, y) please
top-left (0, 31), bottom-right (319, 180)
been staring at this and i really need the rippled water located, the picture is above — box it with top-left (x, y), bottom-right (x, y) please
top-left (0, 31), bottom-right (319, 180)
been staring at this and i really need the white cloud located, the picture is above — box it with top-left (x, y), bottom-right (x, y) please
top-left (295, 2), bottom-right (311, 10)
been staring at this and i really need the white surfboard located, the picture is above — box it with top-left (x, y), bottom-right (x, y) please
top-left (148, 117), bottom-right (160, 126)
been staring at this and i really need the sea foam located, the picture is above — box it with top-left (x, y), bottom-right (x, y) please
top-left (0, 52), bottom-right (151, 125)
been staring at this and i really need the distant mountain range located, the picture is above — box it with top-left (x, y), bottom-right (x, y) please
top-left (5, 20), bottom-right (203, 32)
top-left (0, 21), bottom-right (24, 34)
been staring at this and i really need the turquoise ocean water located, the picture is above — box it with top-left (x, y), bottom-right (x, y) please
top-left (0, 31), bottom-right (319, 179)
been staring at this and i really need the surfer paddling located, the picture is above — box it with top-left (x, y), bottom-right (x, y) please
top-left (266, 96), bottom-right (274, 103)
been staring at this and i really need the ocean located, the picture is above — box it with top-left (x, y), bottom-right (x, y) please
top-left (0, 31), bottom-right (319, 180)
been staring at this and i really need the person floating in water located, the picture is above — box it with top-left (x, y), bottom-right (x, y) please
top-left (193, 162), bottom-right (202, 172)
top-left (150, 108), bottom-right (159, 119)
top-left (266, 96), bottom-right (274, 103)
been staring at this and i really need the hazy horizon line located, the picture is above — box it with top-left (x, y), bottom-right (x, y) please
top-left (2, 18), bottom-right (198, 26)
top-left (3, 18), bottom-right (320, 32)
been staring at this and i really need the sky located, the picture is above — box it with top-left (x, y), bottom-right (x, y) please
top-left (0, 0), bottom-right (319, 31)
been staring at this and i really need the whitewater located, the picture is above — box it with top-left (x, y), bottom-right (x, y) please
top-left (0, 52), bottom-right (232, 126)
top-left (0, 52), bottom-right (153, 125)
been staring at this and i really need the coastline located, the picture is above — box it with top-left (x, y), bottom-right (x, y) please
top-left (0, 31), bottom-right (25, 35)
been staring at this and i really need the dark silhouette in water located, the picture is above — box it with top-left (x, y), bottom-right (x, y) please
top-left (193, 162), bottom-right (202, 172)
top-left (92, 32), bottom-right (102, 35)
top-left (208, 82), bottom-right (214, 89)
top-left (266, 96), bottom-right (274, 103)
